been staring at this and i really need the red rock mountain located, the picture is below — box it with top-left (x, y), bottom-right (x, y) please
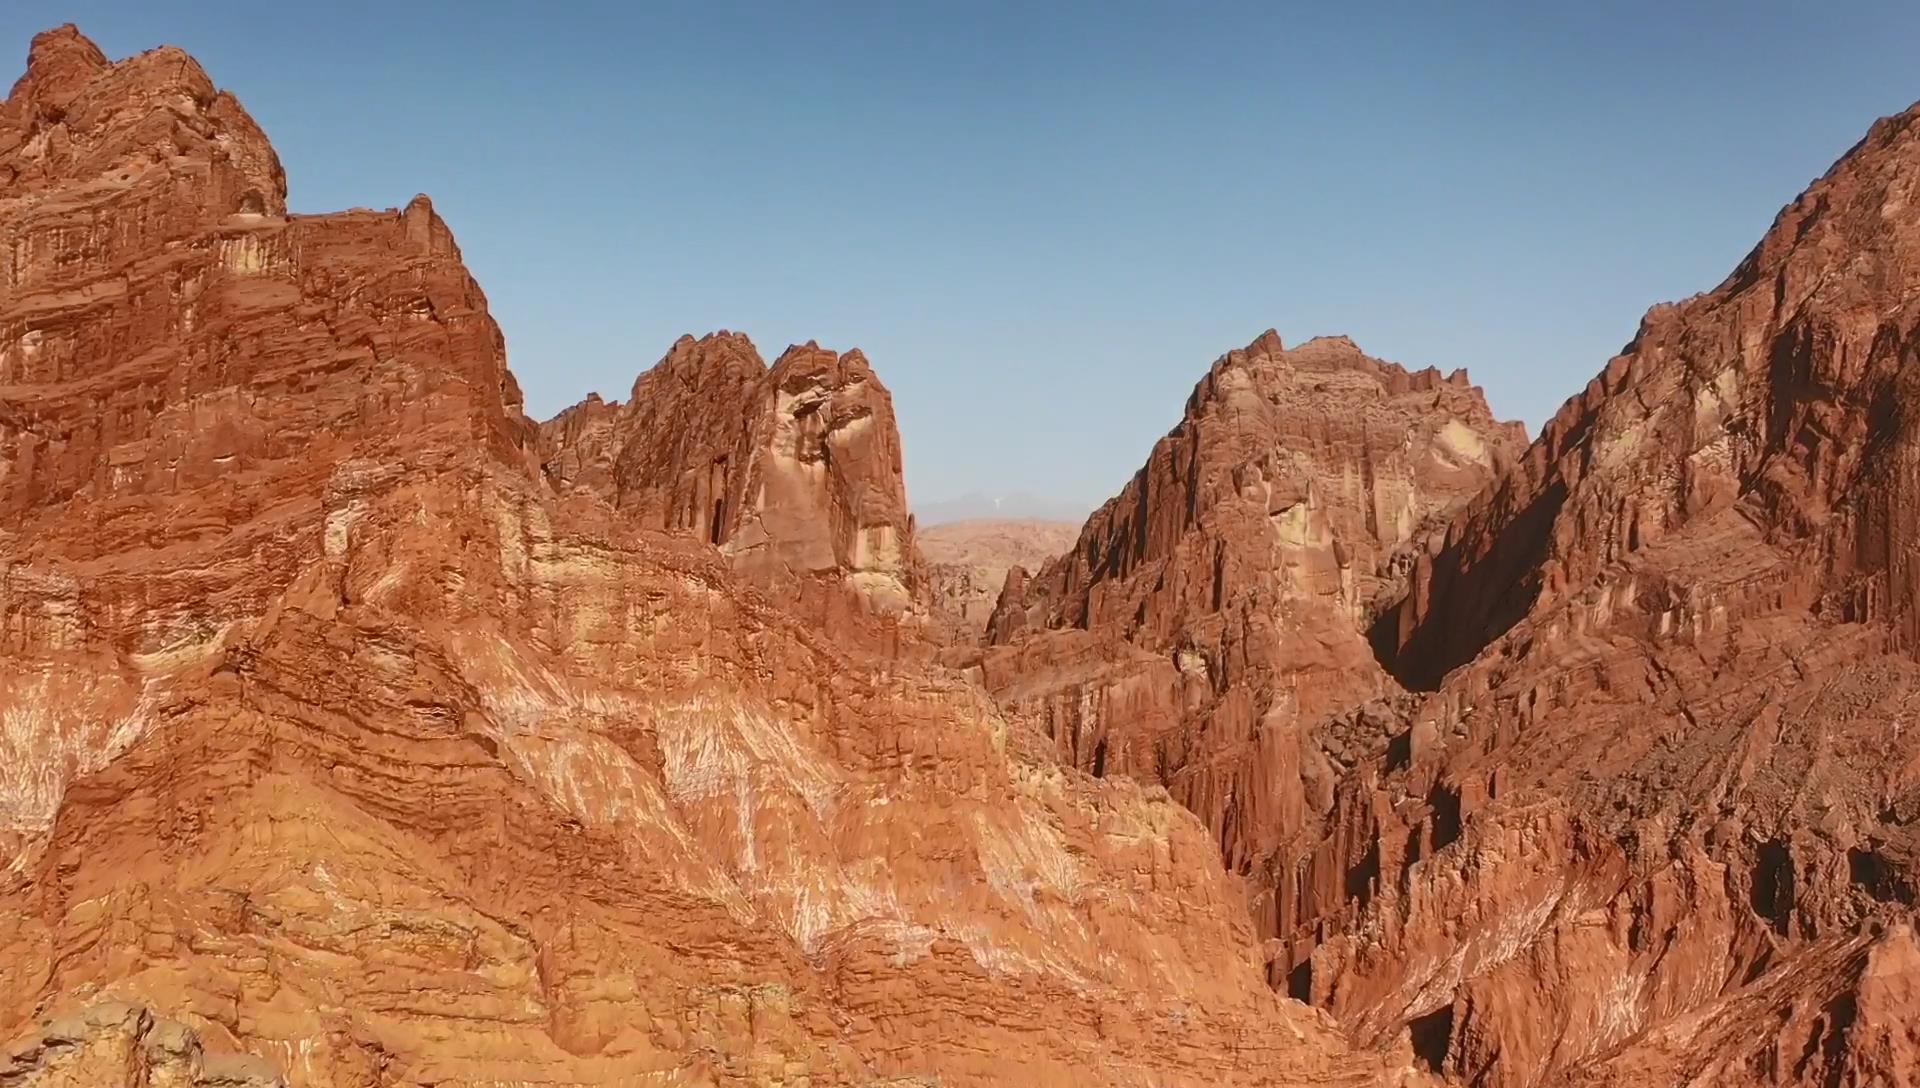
top-left (540, 333), bottom-right (929, 646)
top-left (1327, 102), bottom-right (1920, 1085)
top-left (0, 27), bottom-right (1380, 1087)
top-left (976, 333), bottom-right (1524, 947)
top-left (9, 18), bottom-right (1920, 1088)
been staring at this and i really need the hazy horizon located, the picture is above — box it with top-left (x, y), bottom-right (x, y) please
top-left (9, 1), bottom-right (1920, 514)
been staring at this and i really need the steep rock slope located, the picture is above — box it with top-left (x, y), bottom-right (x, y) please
top-left (539, 333), bottom-right (929, 646)
top-left (0, 27), bottom-right (1384, 1088)
top-left (919, 518), bottom-right (1079, 639)
top-left (1297, 103), bottom-right (1920, 1085)
top-left (975, 333), bottom-right (1524, 953)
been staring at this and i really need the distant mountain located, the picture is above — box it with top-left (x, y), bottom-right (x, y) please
top-left (920, 519), bottom-right (1081, 639)
top-left (914, 490), bottom-right (1090, 526)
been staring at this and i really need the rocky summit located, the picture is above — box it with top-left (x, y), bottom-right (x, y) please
top-left (2, 20), bottom-right (1920, 1088)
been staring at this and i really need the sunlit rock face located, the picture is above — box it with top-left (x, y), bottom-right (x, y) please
top-left (13, 17), bottom-right (1920, 1088)
top-left (1299, 103), bottom-right (1920, 1087)
top-left (974, 331), bottom-right (1524, 958)
top-left (0, 25), bottom-right (1384, 1088)
top-left (539, 333), bottom-right (933, 650)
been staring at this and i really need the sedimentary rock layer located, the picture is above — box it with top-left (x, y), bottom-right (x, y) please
top-left (0, 26), bottom-right (1378, 1088)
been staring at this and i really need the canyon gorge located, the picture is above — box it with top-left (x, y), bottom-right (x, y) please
top-left (1, 23), bottom-right (1917, 1088)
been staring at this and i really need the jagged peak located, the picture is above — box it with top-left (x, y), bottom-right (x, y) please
top-left (1294, 333), bottom-right (1360, 353)
top-left (1712, 98), bottom-right (1920, 305)
top-left (27, 23), bottom-right (104, 68)
top-left (772, 340), bottom-right (864, 367)
top-left (620, 332), bottom-right (767, 404)
top-left (1246, 328), bottom-right (1286, 355)
top-left (4, 25), bottom-right (287, 215)
top-left (1202, 331), bottom-right (1504, 413)
top-left (769, 341), bottom-right (889, 396)
top-left (9, 23), bottom-right (108, 107)
top-left (665, 330), bottom-right (765, 364)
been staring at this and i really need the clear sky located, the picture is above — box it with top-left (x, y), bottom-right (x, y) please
top-left (9, 2), bottom-right (1920, 515)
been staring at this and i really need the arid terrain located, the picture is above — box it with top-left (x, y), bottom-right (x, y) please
top-left (2, 23), bottom-right (1918, 1088)
top-left (919, 519), bottom-right (1080, 639)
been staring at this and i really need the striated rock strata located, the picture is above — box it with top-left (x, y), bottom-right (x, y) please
top-left (0, 26), bottom-right (1383, 1088)
top-left (14, 17), bottom-right (1920, 1088)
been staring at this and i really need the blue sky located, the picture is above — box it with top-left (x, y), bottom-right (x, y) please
top-left (9, 3), bottom-right (1920, 514)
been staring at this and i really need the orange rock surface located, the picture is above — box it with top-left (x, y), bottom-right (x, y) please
top-left (0, 26), bottom-right (1380, 1088)
top-left (8, 18), bottom-right (1920, 1088)
top-left (976, 334), bottom-right (1523, 956)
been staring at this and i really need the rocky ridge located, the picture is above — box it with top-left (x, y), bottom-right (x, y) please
top-left (1313, 99), bottom-right (1920, 1085)
top-left (975, 333), bottom-right (1524, 955)
top-left (0, 26), bottom-right (1382, 1088)
top-left (7, 17), bottom-right (1920, 1088)
top-left (540, 332), bottom-right (929, 650)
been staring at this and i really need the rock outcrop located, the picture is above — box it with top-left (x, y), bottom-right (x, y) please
top-left (0, 26), bottom-right (1382, 1088)
top-left (14, 18), bottom-right (1920, 1088)
top-left (919, 518), bottom-right (1079, 639)
top-left (975, 333), bottom-right (1523, 942)
top-left (1292, 102), bottom-right (1920, 1085)
top-left (540, 333), bottom-right (929, 645)
top-left (1, 1003), bottom-right (284, 1087)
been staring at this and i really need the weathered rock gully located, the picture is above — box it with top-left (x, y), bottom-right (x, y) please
top-left (2, 22), bottom-right (1918, 1088)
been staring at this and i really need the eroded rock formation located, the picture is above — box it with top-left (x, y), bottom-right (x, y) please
top-left (0, 1003), bottom-right (284, 1087)
top-left (10, 17), bottom-right (1920, 1088)
top-left (975, 332), bottom-right (1523, 948)
top-left (540, 332), bottom-right (929, 645)
top-left (1303, 102), bottom-right (1920, 1085)
top-left (0, 26), bottom-right (1382, 1088)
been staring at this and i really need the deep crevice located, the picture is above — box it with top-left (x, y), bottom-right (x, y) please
top-left (1409, 1004), bottom-right (1455, 1074)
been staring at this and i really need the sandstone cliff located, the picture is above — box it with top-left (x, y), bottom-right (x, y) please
top-left (1296, 101), bottom-right (1920, 1086)
top-left (0, 26), bottom-right (1382, 1088)
top-left (975, 332), bottom-right (1524, 949)
top-left (540, 332), bottom-right (929, 647)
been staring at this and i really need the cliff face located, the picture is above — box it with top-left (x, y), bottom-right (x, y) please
top-left (0, 23), bottom-right (532, 859)
top-left (975, 332), bottom-right (1524, 942)
top-left (14, 19), bottom-right (1920, 1088)
top-left (0, 27), bottom-right (1381, 1088)
top-left (1296, 104), bottom-right (1920, 1086)
top-left (1378, 104), bottom-right (1920, 690)
top-left (539, 333), bottom-right (929, 643)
